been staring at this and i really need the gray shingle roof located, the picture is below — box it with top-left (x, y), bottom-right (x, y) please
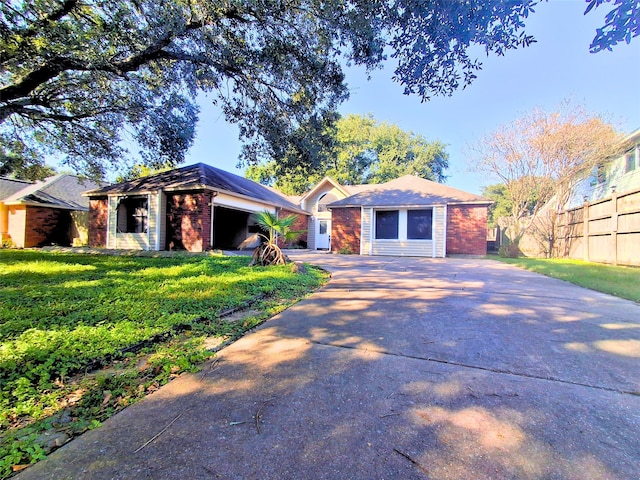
top-left (328, 175), bottom-right (491, 207)
top-left (0, 177), bottom-right (33, 201)
top-left (2, 175), bottom-right (102, 210)
top-left (85, 163), bottom-right (306, 213)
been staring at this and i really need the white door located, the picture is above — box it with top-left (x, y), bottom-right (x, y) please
top-left (316, 219), bottom-right (331, 249)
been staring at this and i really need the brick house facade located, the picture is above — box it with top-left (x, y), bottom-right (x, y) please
top-left (330, 207), bottom-right (361, 254)
top-left (1, 175), bottom-right (101, 248)
top-left (89, 198), bottom-right (108, 247)
top-left (85, 163), bottom-right (309, 252)
top-left (166, 192), bottom-right (213, 251)
top-left (446, 205), bottom-right (488, 256)
top-left (86, 166), bottom-right (489, 256)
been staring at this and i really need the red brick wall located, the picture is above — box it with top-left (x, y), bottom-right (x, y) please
top-left (331, 207), bottom-right (361, 254)
top-left (277, 210), bottom-right (308, 248)
top-left (89, 198), bottom-right (108, 247)
top-left (166, 191), bottom-right (213, 252)
top-left (446, 205), bottom-right (488, 255)
top-left (24, 206), bottom-right (72, 247)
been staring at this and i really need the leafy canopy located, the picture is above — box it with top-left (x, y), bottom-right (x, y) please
top-left (246, 114), bottom-right (449, 194)
top-left (1, 1), bottom-right (635, 179)
top-left (0, 0), bottom-right (538, 178)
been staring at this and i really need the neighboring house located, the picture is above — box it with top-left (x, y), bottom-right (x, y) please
top-left (502, 128), bottom-right (640, 265)
top-left (84, 163), bottom-right (308, 251)
top-left (317, 175), bottom-right (492, 257)
top-left (0, 174), bottom-right (102, 248)
top-left (565, 128), bottom-right (640, 209)
top-left (85, 163), bottom-right (491, 256)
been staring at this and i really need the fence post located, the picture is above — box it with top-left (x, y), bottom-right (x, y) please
top-left (583, 200), bottom-right (589, 262)
top-left (611, 188), bottom-right (618, 266)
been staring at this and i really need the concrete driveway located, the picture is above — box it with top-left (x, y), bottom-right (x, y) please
top-left (18, 255), bottom-right (640, 479)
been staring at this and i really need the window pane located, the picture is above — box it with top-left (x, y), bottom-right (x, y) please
top-left (626, 151), bottom-right (636, 173)
top-left (375, 210), bottom-right (399, 239)
top-left (118, 197), bottom-right (148, 233)
top-left (319, 220), bottom-right (327, 235)
top-left (407, 209), bottom-right (432, 240)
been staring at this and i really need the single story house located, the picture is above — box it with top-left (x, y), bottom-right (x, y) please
top-left (86, 164), bottom-right (490, 257)
top-left (302, 175), bottom-right (491, 257)
top-left (84, 163), bottom-right (308, 251)
top-left (0, 174), bottom-right (102, 248)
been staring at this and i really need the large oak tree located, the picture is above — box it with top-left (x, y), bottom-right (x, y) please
top-left (1, 0), bottom-right (636, 179)
top-left (246, 113), bottom-right (449, 194)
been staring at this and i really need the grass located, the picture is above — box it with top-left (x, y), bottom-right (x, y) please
top-left (0, 249), bottom-right (328, 477)
top-left (494, 256), bottom-right (640, 303)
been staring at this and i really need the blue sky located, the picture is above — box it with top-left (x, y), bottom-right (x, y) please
top-left (185, 0), bottom-right (640, 195)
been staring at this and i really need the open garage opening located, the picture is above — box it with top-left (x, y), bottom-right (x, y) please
top-left (212, 206), bottom-right (260, 250)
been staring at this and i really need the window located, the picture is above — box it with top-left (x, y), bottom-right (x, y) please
top-left (407, 209), bottom-right (433, 239)
top-left (117, 197), bottom-right (148, 233)
top-left (375, 210), bottom-right (399, 239)
top-left (319, 220), bottom-right (328, 235)
top-left (625, 150), bottom-right (637, 173)
top-left (317, 192), bottom-right (338, 212)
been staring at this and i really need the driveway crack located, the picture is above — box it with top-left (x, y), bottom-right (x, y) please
top-left (309, 340), bottom-right (640, 397)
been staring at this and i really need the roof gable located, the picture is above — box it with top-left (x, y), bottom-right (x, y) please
top-left (2, 175), bottom-right (102, 210)
top-left (1, 177), bottom-right (33, 201)
top-left (85, 163), bottom-right (305, 213)
top-left (299, 177), bottom-right (351, 207)
top-left (328, 175), bottom-right (491, 207)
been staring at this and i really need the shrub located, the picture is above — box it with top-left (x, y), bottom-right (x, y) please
top-left (498, 244), bottom-right (520, 258)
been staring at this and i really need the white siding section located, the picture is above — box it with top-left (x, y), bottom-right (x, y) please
top-left (116, 233), bottom-right (149, 250)
top-left (156, 190), bottom-right (166, 250)
top-left (372, 240), bottom-right (434, 256)
top-left (307, 217), bottom-right (316, 250)
top-left (107, 196), bottom-right (118, 249)
top-left (361, 208), bottom-right (372, 255)
top-left (433, 205), bottom-right (446, 257)
top-left (364, 206), bottom-right (446, 257)
top-left (147, 193), bottom-right (157, 250)
top-left (216, 192), bottom-right (275, 213)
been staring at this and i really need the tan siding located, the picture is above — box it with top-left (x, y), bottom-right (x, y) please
top-left (361, 208), bottom-right (372, 255)
top-left (7, 206), bottom-right (26, 248)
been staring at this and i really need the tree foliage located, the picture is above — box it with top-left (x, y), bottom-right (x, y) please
top-left (586, 0), bottom-right (640, 52)
top-left (473, 104), bottom-right (621, 251)
top-left (246, 114), bottom-right (449, 194)
top-left (0, 0), bottom-right (541, 178)
top-left (1, 1), bottom-right (634, 179)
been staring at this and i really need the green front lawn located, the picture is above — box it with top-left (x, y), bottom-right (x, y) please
top-left (495, 257), bottom-right (640, 303)
top-left (0, 249), bottom-right (328, 477)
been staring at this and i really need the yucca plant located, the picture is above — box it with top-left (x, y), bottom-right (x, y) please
top-left (250, 211), bottom-right (305, 266)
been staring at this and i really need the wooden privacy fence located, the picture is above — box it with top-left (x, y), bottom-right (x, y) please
top-left (556, 186), bottom-right (640, 266)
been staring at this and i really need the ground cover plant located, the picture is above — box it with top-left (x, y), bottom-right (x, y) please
top-left (0, 250), bottom-right (328, 477)
top-left (495, 257), bottom-right (640, 303)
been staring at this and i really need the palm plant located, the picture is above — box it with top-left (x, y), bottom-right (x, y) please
top-left (250, 211), bottom-right (305, 266)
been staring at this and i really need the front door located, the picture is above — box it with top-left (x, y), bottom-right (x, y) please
top-left (316, 219), bottom-right (330, 249)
